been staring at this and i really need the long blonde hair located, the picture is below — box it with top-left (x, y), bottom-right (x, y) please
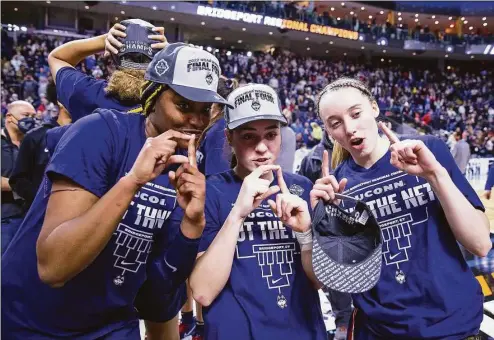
top-left (316, 77), bottom-right (376, 169)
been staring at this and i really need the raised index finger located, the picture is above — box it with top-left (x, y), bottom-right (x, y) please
top-left (378, 121), bottom-right (399, 145)
top-left (322, 150), bottom-right (330, 178)
top-left (188, 135), bottom-right (196, 168)
top-left (276, 168), bottom-right (289, 193)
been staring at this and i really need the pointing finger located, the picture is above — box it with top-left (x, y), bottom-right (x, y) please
top-left (188, 135), bottom-right (197, 168)
top-left (378, 121), bottom-right (399, 145)
top-left (322, 150), bottom-right (330, 177)
top-left (277, 168), bottom-right (289, 194)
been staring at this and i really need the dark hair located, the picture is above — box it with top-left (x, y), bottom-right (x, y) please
top-left (138, 80), bottom-right (168, 116)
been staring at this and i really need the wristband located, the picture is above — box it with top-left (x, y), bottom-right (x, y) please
top-left (294, 229), bottom-right (313, 251)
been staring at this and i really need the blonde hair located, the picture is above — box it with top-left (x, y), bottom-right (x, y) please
top-left (316, 77), bottom-right (376, 169)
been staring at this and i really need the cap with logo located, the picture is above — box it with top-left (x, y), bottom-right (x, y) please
top-left (225, 83), bottom-right (287, 130)
top-left (113, 19), bottom-right (158, 70)
top-left (145, 42), bottom-right (231, 107)
top-left (311, 197), bottom-right (383, 294)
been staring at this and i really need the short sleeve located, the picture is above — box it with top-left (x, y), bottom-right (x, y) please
top-left (46, 110), bottom-right (118, 198)
top-left (427, 136), bottom-right (484, 211)
top-left (56, 67), bottom-right (110, 122)
top-left (199, 182), bottom-right (223, 252)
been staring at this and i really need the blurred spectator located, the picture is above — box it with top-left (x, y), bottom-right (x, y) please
top-left (452, 131), bottom-right (472, 175)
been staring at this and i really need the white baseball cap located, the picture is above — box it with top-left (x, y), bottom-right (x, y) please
top-left (225, 83), bottom-right (287, 130)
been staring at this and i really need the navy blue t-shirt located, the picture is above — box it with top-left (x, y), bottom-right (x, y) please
top-left (1, 110), bottom-right (185, 338)
top-left (197, 117), bottom-right (230, 177)
top-left (199, 170), bottom-right (327, 340)
top-left (56, 67), bottom-right (138, 121)
top-left (332, 135), bottom-right (485, 339)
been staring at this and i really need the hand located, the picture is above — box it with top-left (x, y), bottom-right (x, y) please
top-left (169, 136), bottom-right (206, 223)
top-left (126, 130), bottom-right (192, 186)
top-left (267, 168), bottom-right (311, 232)
top-left (483, 190), bottom-right (492, 200)
top-left (232, 165), bottom-right (281, 219)
top-left (310, 150), bottom-right (347, 209)
top-left (104, 25), bottom-right (167, 57)
top-left (379, 121), bottom-right (444, 180)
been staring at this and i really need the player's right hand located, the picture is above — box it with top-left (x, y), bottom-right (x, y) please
top-left (126, 130), bottom-right (192, 187)
top-left (233, 165), bottom-right (281, 219)
top-left (310, 150), bottom-right (347, 209)
top-left (104, 23), bottom-right (126, 57)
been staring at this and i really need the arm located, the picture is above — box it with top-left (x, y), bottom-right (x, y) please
top-left (190, 207), bottom-right (244, 307)
top-left (1, 177), bottom-right (11, 191)
top-left (427, 168), bottom-right (490, 257)
top-left (9, 132), bottom-right (38, 203)
top-left (37, 175), bottom-right (139, 287)
top-left (48, 34), bottom-right (107, 81)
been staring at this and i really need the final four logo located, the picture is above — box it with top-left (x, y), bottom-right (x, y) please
top-left (251, 99), bottom-right (261, 111)
top-left (155, 59), bottom-right (169, 76)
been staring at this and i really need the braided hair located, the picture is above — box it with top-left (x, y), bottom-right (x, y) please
top-left (138, 80), bottom-right (168, 116)
top-left (316, 77), bottom-right (376, 169)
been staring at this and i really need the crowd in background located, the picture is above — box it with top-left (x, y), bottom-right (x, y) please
top-left (195, 1), bottom-right (494, 45)
top-left (2, 31), bottom-right (493, 157)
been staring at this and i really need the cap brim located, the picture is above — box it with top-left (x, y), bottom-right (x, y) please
top-left (227, 114), bottom-right (288, 130)
top-left (169, 84), bottom-right (232, 108)
top-left (312, 229), bottom-right (382, 294)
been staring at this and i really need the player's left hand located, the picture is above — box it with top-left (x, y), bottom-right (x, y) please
top-left (268, 168), bottom-right (311, 233)
top-left (379, 121), bottom-right (444, 180)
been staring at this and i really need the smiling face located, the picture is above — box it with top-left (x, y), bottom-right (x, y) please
top-left (228, 120), bottom-right (281, 174)
top-left (319, 87), bottom-right (380, 164)
top-left (150, 89), bottom-right (212, 148)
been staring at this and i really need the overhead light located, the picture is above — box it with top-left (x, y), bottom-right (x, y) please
top-left (344, 52), bottom-right (347, 56)
top-left (447, 66), bottom-right (451, 70)
top-left (369, 15), bottom-right (372, 19)
top-left (247, 51), bottom-right (252, 57)
top-left (326, 50), bottom-right (329, 53)
top-left (226, 51), bottom-right (231, 56)
top-left (449, 16), bottom-right (453, 20)
top-left (398, 12), bottom-right (401, 16)
top-left (445, 54), bottom-right (449, 58)
top-left (359, 35), bottom-right (364, 41)
top-left (380, 11), bottom-right (384, 14)
top-left (170, 17), bottom-right (175, 21)
top-left (46, 0), bottom-right (51, 3)
top-left (242, 27), bottom-right (246, 31)
top-left (206, 46), bottom-right (212, 52)
top-left (446, 46), bottom-right (453, 52)
top-left (330, 41), bottom-right (334, 44)
top-left (461, 17), bottom-right (465, 21)
top-left (14, 7), bottom-right (18, 11)
top-left (383, 49), bottom-right (386, 53)
top-left (388, 59), bottom-right (392, 63)
top-left (484, 23), bottom-right (488, 27)
top-left (120, 10), bottom-right (125, 14)
top-left (361, 7), bottom-right (365, 10)
top-left (432, 15), bottom-right (435, 19)
top-left (415, 14), bottom-right (419, 17)
top-left (85, 5), bottom-right (89, 9)
top-left (414, 18), bottom-right (419, 22)
top-left (450, 24), bottom-right (454, 28)
top-left (337, 17), bottom-right (341, 20)
top-left (483, 17), bottom-right (487, 21)
top-left (152, 6), bottom-right (157, 10)
top-left (331, 7), bottom-right (335, 11)
top-left (214, 49), bottom-right (219, 53)
top-left (435, 21), bottom-right (439, 24)
top-left (237, 40), bottom-right (242, 43)
top-left (381, 58), bottom-right (384, 62)
top-left (201, 21), bottom-right (205, 25)
top-left (269, 31), bottom-right (273, 35)
top-left (115, 17), bottom-right (118, 21)
top-left (400, 23), bottom-right (403, 27)
top-left (413, 52), bottom-right (416, 56)
top-left (20, 26), bottom-right (27, 32)
top-left (171, 5), bottom-right (175, 9)
top-left (361, 46), bottom-right (365, 49)
top-left (305, 37), bottom-right (309, 40)
top-left (469, 26), bottom-right (473, 30)
top-left (398, 17), bottom-right (402, 21)
top-left (350, 11), bottom-right (354, 15)
top-left (464, 20), bottom-right (468, 24)
top-left (307, 47), bottom-right (311, 51)
top-left (471, 55), bottom-right (475, 59)
top-left (341, 2), bottom-right (345, 6)
top-left (214, 36), bottom-right (222, 41)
